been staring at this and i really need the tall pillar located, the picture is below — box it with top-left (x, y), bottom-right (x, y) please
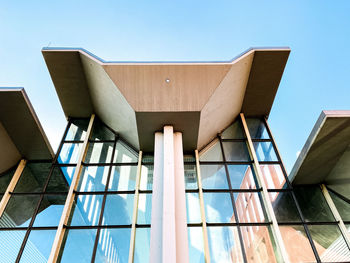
top-left (149, 126), bottom-right (189, 263)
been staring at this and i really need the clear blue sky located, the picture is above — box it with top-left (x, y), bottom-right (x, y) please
top-left (0, 1), bottom-right (349, 172)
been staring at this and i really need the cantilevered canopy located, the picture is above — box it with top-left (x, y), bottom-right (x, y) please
top-left (0, 88), bottom-right (54, 173)
top-left (290, 111), bottom-right (350, 198)
top-left (42, 47), bottom-right (290, 151)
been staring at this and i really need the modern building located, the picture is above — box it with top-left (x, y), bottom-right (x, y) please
top-left (0, 47), bottom-right (349, 263)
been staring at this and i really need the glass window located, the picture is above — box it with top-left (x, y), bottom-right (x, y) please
top-left (102, 194), bottom-right (134, 225)
top-left (59, 229), bottom-right (97, 262)
top-left (269, 191), bottom-right (301, 223)
top-left (246, 118), bottom-right (270, 139)
top-left (0, 195), bottom-right (40, 228)
top-left (228, 164), bottom-right (258, 189)
top-left (221, 120), bottom-right (245, 139)
top-left (260, 165), bottom-right (286, 189)
top-left (140, 165), bottom-right (153, 191)
top-left (188, 227), bottom-right (205, 263)
top-left (134, 228), bottom-right (150, 263)
top-left (184, 163), bottom-right (198, 190)
top-left (253, 142), bottom-right (278, 162)
top-left (95, 228), bottom-right (131, 263)
top-left (235, 192), bottom-right (266, 223)
top-left (59, 143), bottom-right (83, 164)
top-left (108, 166), bottom-right (137, 191)
top-left (91, 118), bottom-right (115, 141)
top-left (46, 166), bottom-right (70, 192)
top-left (201, 164), bottom-right (228, 189)
top-left (65, 118), bottom-right (89, 141)
top-left (33, 195), bottom-right (66, 227)
top-left (199, 141), bottom-right (223, 162)
top-left (137, 193), bottom-right (152, 225)
top-left (113, 141), bottom-right (138, 163)
top-left (77, 166), bottom-right (110, 192)
top-left (223, 142), bottom-right (251, 162)
top-left (0, 230), bottom-right (26, 262)
top-left (279, 225), bottom-right (316, 263)
top-left (0, 166), bottom-right (16, 193)
top-left (186, 193), bottom-right (201, 224)
top-left (203, 193), bottom-right (235, 223)
top-left (308, 224), bottom-right (350, 262)
top-left (328, 190), bottom-right (350, 222)
top-left (207, 226), bottom-right (244, 263)
top-left (85, 142), bottom-right (114, 164)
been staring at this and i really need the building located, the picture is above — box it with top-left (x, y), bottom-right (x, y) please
top-left (0, 47), bottom-right (349, 263)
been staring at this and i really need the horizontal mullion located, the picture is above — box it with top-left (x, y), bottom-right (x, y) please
top-left (267, 188), bottom-right (292, 192)
top-left (10, 192), bottom-right (68, 195)
top-left (206, 222), bottom-right (271, 227)
top-left (185, 189), bottom-right (199, 193)
top-left (221, 139), bottom-right (246, 142)
top-left (0, 227), bottom-right (28, 231)
top-left (258, 161), bottom-right (281, 165)
top-left (74, 190), bottom-right (135, 195)
top-left (88, 139), bottom-right (116, 143)
top-left (199, 161), bottom-right (253, 165)
top-left (82, 162), bottom-right (138, 166)
top-left (251, 138), bottom-right (272, 142)
top-left (187, 223), bottom-right (203, 227)
top-left (26, 159), bottom-right (53, 164)
top-left (63, 140), bottom-right (84, 143)
top-left (277, 221), bottom-right (339, 226)
top-left (135, 224), bottom-right (151, 228)
top-left (53, 163), bottom-right (78, 167)
top-left (202, 188), bottom-right (262, 193)
top-left (138, 190), bottom-right (152, 194)
top-left (64, 224), bottom-right (132, 229)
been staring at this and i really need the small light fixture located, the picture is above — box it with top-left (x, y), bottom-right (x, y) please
top-left (165, 78), bottom-right (170, 83)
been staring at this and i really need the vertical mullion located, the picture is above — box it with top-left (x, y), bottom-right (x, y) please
top-left (128, 151), bottom-right (143, 263)
top-left (218, 136), bottom-right (248, 263)
top-left (240, 113), bottom-right (290, 263)
top-left (195, 150), bottom-right (210, 263)
top-left (48, 114), bottom-right (95, 263)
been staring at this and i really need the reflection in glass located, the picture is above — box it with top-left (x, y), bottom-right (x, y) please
top-left (140, 165), bottom-right (153, 190)
top-left (21, 230), bottom-right (56, 262)
top-left (14, 162), bottom-right (51, 193)
top-left (269, 192), bottom-right (301, 222)
top-left (294, 186), bottom-right (335, 222)
top-left (95, 228), bottom-right (131, 263)
top-left (201, 164), bottom-right (228, 189)
top-left (0, 166), bottom-right (16, 193)
top-left (65, 118), bottom-right (89, 141)
top-left (184, 163), bottom-right (198, 190)
top-left (223, 142), bottom-right (251, 162)
top-left (188, 227), bottom-right (205, 263)
top-left (91, 118), bottom-right (115, 141)
top-left (0, 195), bottom-right (40, 227)
top-left (246, 118), bottom-right (270, 139)
top-left (85, 142), bottom-right (114, 164)
top-left (241, 225), bottom-right (280, 263)
top-left (103, 194), bottom-right (134, 225)
top-left (59, 229), bottom-right (97, 262)
top-left (328, 190), bottom-right (350, 221)
top-left (108, 166), bottom-right (137, 191)
top-left (253, 142), bottom-right (278, 162)
top-left (308, 224), bottom-right (350, 262)
top-left (0, 230), bottom-right (26, 262)
top-left (59, 143), bottom-right (83, 164)
top-left (137, 194), bottom-right (152, 224)
top-left (260, 165), bottom-right (285, 189)
top-left (134, 228), bottom-right (150, 263)
top-left (221, 120), bottom-right (245, 139)
top-left (207, 226), bottom-right (243, 263)
top-left (279, 225), bottom-right (316, 263)
top-left (69, 194), bottom-right (103, 226)
top-left (235, 192), bottom-right (266, 223)
top-left (78, 166), bottom-right (110, 192)
top-left (199, 141), bottom-right (223, 162)
top-left (203, 193), bottom-right (234, 223)
top-left (46, 166), bottom-right (70, 192)
top-left (228, 165), bottom-right (257, 189)
top-left (33, 195), bottom-right (66, 227)
top-left (186, 193), bottom-right (201, 223)
top-left (113, 141), bottom-right (138, 163)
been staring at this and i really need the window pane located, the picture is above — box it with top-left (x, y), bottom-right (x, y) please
top-left (58, 143), bottom-right (83, 164)
top-left (59, 229), bottom-right (97, 262)
top-left (253, 142), bottom-right (278, 162)
top-left (260, 165), bottom-right (286, 189)
top-left (134, 228), bottom-right (150, 263)
top-left (0, 230), bottom-right (26, 262)
top-left (68, 194), bottom-right (103, 226)
top-left (21, 230), bottom-right (56, 262)
top-left (91, 118), bottom-right (115, 141)
top-left (279, 225), bottom-right (316, 263)
top-left (184, 163), bottom-right (198, 190)
top-left (328, 190), bottom-right (350, 221)
top-left (113, 141), bottom-right (138, 163)
top-left (222, 142), bottom-right (251, 162)
top-left (0, 166), bottom-right (16, 193)
top-left (188, 227), bottom-right (205, 263)
top-left (308, 224), bottom-right (350, 262)
top-left (228, 164), bottom-right (258, 189)
top-left (140, 165), bottom-right (153, 190)
top-left (14, 162), bottom-right (51, 193)
top-left (201, 164), bottom-right (228, 189)
top-left (207, 226), bottom-right (243, 263)
top-left (0, 195), bottom-right (40, 227)
top-left (137, 193), bottom-right (152, 225)
top-left (46, 166), bottom-right (70, 192)
top-left (203, 193), bottom-right (234, 223)
top-left (95, 228), bottom-right (131, 263)
top-left (235, 192), bottom-right (266, 223)
top-left (85, 142), bottom-right (114, 163)
top-left (294, 186), bottom-right (335, 222)
top-left (186, 193), bottom-right (201, 223)
top-left (246, 118), bottom-right (270, 139)
top-left (221, 120), bottom-right (245, 139)
top-left (78, 166), bottom-right (110, 192)
top-left (65, 118), bottom-right (89, 141)
top-left (33, 195), bottom-right (66, 227)
top-left (108, 166), bottom-right (137, 191)
top-left (102, 194), bottom-right (134, 225)
top-left (241, 225), bottom-right (281, 263)
top-left (269, 191), bottom-right (301, 222)
top-left (199, 141), bottom-right (223, 162)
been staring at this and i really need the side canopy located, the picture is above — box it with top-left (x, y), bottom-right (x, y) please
top-left (42, 47), bottom-right (290, 151)
top-left (0, 88), bottom-right (54, 173)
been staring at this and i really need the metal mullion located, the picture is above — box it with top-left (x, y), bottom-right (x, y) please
top-left (63, 140), bottom-right (84, 144)
top-left (206, 222), bottom-right (271, 227)
top-left (91, 139), bottom-right (118, 262)
top-left (240, 113), bottom-right (291, 263)
top-left (199, 161), bottom-right (253, 165)
top-left (218, 135), bottom-right (248, 263)
top-left (221, 138), bottom-right (246, 142)
top-left (251, 138), bottom-right (272, 142)
top-left (185, 189), bottom-right (199, 193)
top-left (74, 190), bottom-right (135, 195)
top-left (258, 161), bottom-right (281, 165)
top-left (134, 224), bottom-right (151, 228)
top-left (0, 227), bottom-right (28, 231)
top-left (187, 223), bottom-right (203, 227)
top-left (82, 162), bottom-right (138, 166)
top-left (202, 188), bottom-right (262, 193)
top-left (327, 187), bottom-right (350, 204)
top-left (138, 190), bottom-right (152, 194)
top-left (88, 139), bottom-right (115, 143)
top-left (64, 225), bottom-right (132, 230)
top-left (267, 189), bottom-right (291, 192)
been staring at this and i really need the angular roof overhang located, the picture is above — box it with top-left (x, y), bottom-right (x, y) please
top-left (42, 47), bottom-right (290, 151)
top-left (290, 111), bottom-right (350, 196)
top-left (0, 88), bottom-right (54, 173)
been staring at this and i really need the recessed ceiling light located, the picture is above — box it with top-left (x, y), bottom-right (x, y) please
top-left (165, 78), bottom-right (170, 83)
